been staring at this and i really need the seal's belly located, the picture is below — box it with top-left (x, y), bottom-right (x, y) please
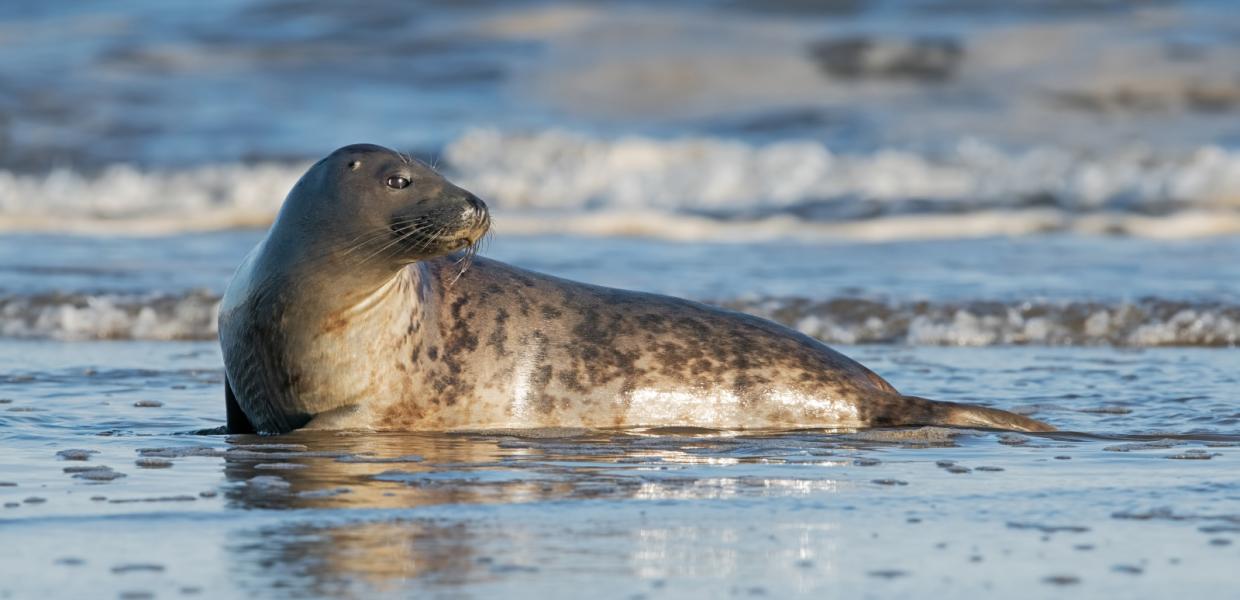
top-left (375, 338), bottom-right (884, 430)
top-left (369, 263), bottom-right (896, 430)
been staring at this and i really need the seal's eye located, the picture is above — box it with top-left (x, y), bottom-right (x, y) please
top-left (386, 175), bottom-right (411, 190)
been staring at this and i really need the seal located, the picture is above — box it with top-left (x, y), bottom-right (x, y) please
top-left (218, 144), bottom-right (1054, 434)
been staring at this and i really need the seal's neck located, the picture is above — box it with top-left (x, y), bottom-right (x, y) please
top-left (285, 259), bottom-right (429, 350)
top-left (275, 262), bottom-right (430, 427)
top-left (244, 221), bottom-right (429, 347)
top-left (222, 223), bottom-right (438, 432)
top-left (318, 264), bottom-right (423, 329)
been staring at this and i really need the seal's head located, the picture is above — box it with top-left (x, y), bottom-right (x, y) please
top-left (271, 143), bottom-right (490, 277)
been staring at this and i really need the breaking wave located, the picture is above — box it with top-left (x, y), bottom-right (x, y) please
top-left (3, 290), bottom-right (1235, 347)
top-left (445, 129), bottom-right (1240, 215)
top-left (0, 291), bottom-right (219, 341)
top-left (3, 129), bottom-right (1240, 240)
top-left (723, 297), bottom-right (1240, 348)
top-left (0, 162), bottom-right (302, 234)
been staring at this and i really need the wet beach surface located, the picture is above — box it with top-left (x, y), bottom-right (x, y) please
top-left (1, 341), bottom-right (1236, 599)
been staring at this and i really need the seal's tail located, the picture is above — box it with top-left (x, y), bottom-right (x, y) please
top-left (872, 394), bottom-right (1055, 433)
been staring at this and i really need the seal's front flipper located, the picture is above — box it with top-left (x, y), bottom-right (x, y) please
top-left (225, 377), bottom-right (256, 434)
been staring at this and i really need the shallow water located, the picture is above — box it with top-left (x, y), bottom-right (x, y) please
top-left (3, 232), bottom-right (1239, 346)
top-left (1, 341), bottom-right (1237, 599)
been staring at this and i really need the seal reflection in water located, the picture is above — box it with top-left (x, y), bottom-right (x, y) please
top-left (218, 144), bottom-right (1054, 434)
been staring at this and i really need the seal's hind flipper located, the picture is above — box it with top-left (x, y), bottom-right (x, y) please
top-left (909, 395), bottom-right (1055, 432)
top-left (225, 377), bottom-right (256, 434)
top-left (867, 393), bottom-right (1055, 433)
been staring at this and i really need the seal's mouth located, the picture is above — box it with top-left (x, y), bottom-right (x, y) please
top-left (386, 194), bottom-right (491, 264)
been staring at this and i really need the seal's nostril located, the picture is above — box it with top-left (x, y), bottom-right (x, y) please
top-left (465, 193), bottom-right (485, 213)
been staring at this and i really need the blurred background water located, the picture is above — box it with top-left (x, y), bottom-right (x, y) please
top-left (1, 1), bottom-right (1238, 599)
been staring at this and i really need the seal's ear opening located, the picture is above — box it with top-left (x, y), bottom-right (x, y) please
top-left (347, 160), bottom-right (361, 171)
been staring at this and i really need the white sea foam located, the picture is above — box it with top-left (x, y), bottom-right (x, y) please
top-left (490, 208), bottom-right (1240, 241)
top-left (0, 162), bottom-right (304, 234)
top-left (3, 130), bottom-right (1240, 239)
top-left (445, 129), bottom-right (1240, 213)
top-left (2, 290), bottom-right (1234, 347)
top-left (727, 297), bottom-right (1240, 347)
top-left (0, 291), bottom-right (219, 341)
